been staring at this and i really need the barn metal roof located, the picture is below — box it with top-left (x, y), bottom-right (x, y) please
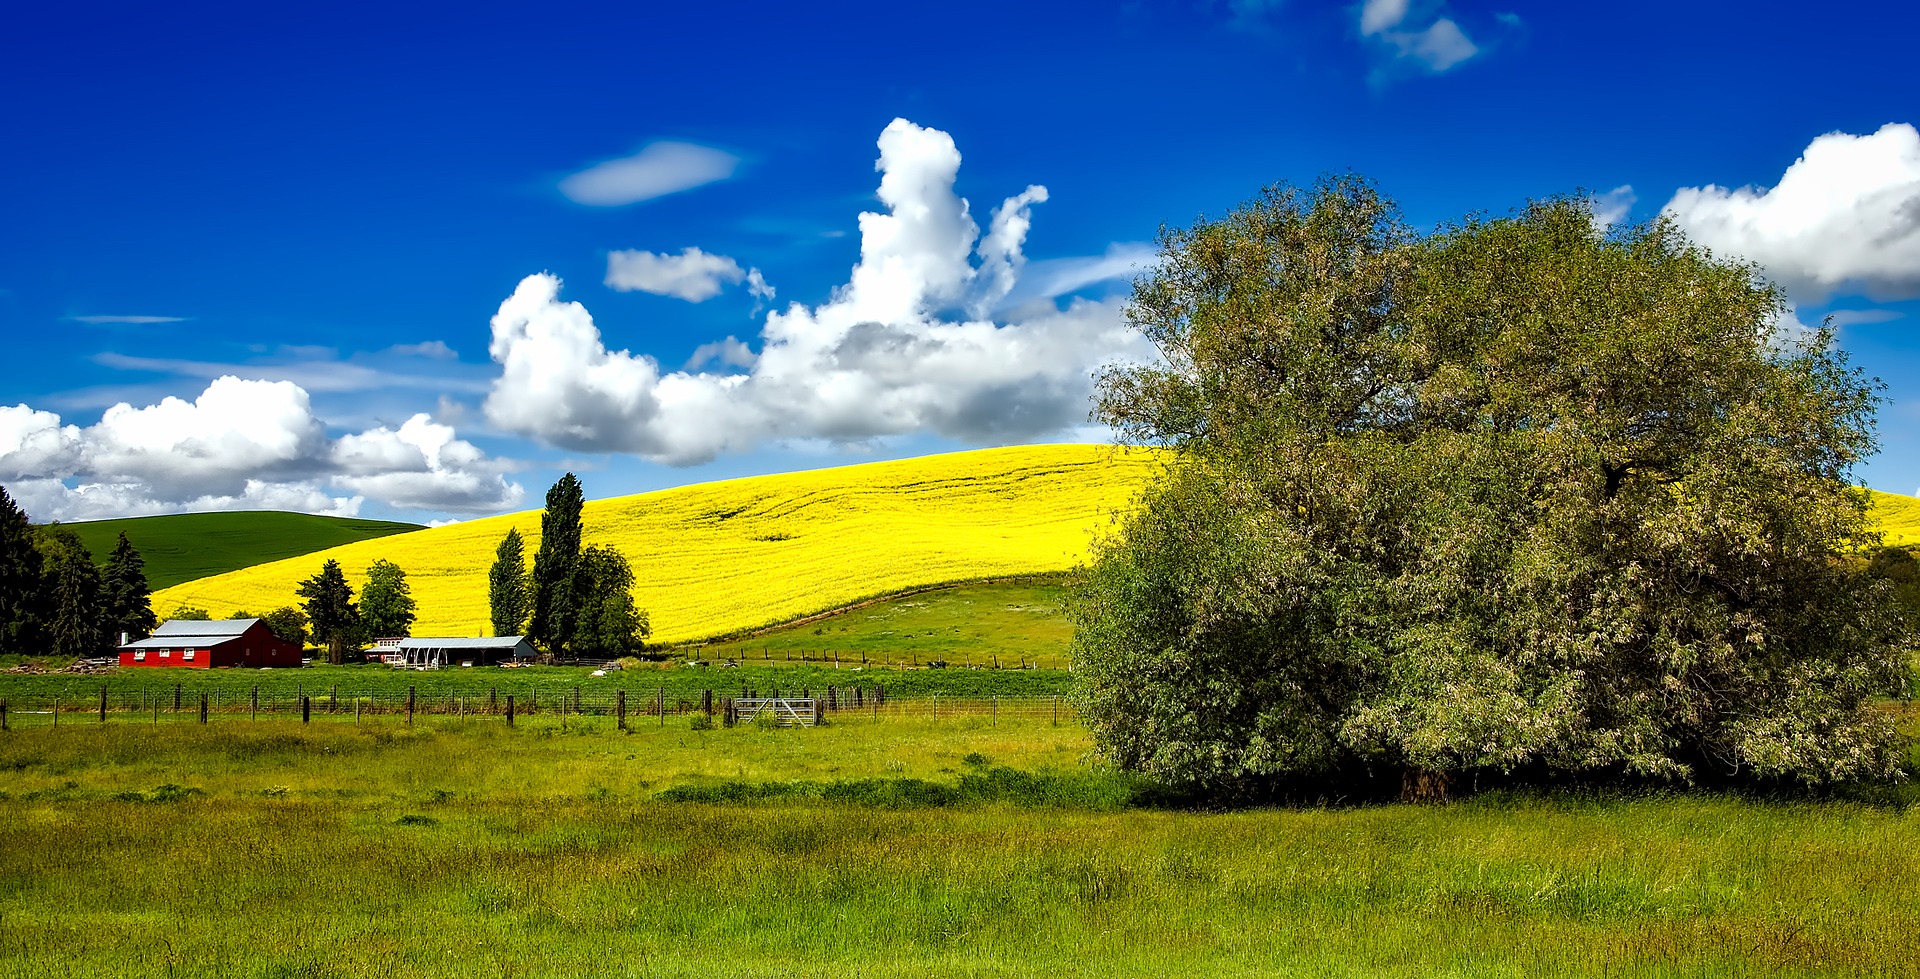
top-left (152, 618), bottom-right (259, 638)
top-left (396, 636), bottom-right (531, 650)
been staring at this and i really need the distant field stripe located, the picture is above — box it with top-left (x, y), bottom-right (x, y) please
top-left (151, 444), bottom-right (1165, 644)
top-left (54, 511), bottom-right (424, 589)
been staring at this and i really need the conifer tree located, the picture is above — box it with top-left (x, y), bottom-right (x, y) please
top-left (37, 527), bottom-right (106, 660)
top-left (0, 485), bottom-right (46, 655)
top-left (101, 531), bottom-right (157, 643)
top-left (296, 559), bottom-right (359, 664)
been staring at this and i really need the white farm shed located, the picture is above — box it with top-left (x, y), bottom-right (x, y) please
top-left (391, 636), bottom-right (536, 668)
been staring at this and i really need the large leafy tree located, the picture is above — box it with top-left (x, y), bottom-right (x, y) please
top-left (0, 486), bottom-right (47, 655)
top-left (296, 559), bottom-right (359, 664)
top-left (358, 559), bottom-right (417, 640)
top-left (1073, 176), bottom-right (1910, 799)
top-left (101, 531), bottom-right (157, 643)
top-left (488, 527), bottom-right (531, 637)
top-left (528, 474), bottom-right (585, 657)
top-left (36, 527), bottom-right (107, 660)
top-left (573, 544), bottom-right (650, 657)
top-left (260, 606), bottom-right (310, 648)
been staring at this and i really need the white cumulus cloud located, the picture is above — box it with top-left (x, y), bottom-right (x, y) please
top-left (484, 118), bottom-right (1156, 466)
top-left (559, 141), bottom-right (739, 206)
top-left (605, 246), bottom-right (774, 304)
top-left (0, 376), bottom-right (522, 521)
top-left (1663, 123), bottom-right (1920, 301)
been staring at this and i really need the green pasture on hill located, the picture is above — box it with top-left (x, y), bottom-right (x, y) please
top-left (1, 717), bottom-right (1917, 977)
top-left (55, 510), bottom-right (423, 590)
top-left (687, 576), bottom-right (1073, 665)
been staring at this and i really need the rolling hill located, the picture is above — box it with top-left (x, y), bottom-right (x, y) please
top-left (55, 511), bottom-right (425, 590)
top-left (151, 444), bottom-right (1164, 644)
top-left (142, 449), bottom-right (1920, 645)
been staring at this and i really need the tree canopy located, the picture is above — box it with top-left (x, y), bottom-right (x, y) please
top-left (1072, 176), bottom-right (1910, 800)
top-left (489, 527), bottom-right (531, 637)
top-left (101, 531), bottom-right (157, 643)
top-left (528, 474), bottom-right (585, 657)
top-left (296, 559), bottom-right (359, 664)
top-left (0, 486), bottom-right (46, 656)
top-left (36, 527), bottom-right (106, 660)
top-left (358, 559), bottom-right (417, 640)
top-left (573, 544), bottom-right (650, 657)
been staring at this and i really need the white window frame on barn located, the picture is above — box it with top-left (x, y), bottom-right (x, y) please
top-left (184, 650), bottom-right (196, 661)
top-left (134, 651), bottom-right (146, 661)
top-left (161, 649), bottom-right (171, 658)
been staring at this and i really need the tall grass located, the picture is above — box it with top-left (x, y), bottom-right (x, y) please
top-left (1, 718), bottom-right (1915, 977)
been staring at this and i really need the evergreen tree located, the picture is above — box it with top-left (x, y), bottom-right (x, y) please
top-left (0, 485), bottom-right (47, 656)
top-left (358, 559), bottom-right (417, 639)
top-left (36, 527), bottom-right (107, 660)
top-left (101, 531), bottom-right (157, 644)
top-left (296, 559), bottom-right (359, 664)
top-left (573, 544), bottom-right (650, 657)
top-left (527, 473), bottom-right (585, 658)
top-left (488, 527), bottom-right (531, 637)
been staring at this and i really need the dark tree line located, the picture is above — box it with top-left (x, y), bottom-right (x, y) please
top-left (0, 485), bottom-right (156, 659)
top-left (489, 473), bottom-right (648, 658)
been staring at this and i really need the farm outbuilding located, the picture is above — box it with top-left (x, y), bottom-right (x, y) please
top-left (389, 636), bottom-right (535, 668)
top-left (118, 618), bottom-right (303, 669)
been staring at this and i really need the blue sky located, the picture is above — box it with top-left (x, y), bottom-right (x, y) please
top-left (2, 0), bottom-right (1917, 524)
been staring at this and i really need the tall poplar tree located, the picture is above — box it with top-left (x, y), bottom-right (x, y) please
top-left (101, 531), bottom-right (157, 643)
top-left (527, 474), bottom-right (584, 658)
top-left (0, 485), bottom-right (46, 655)
top-left (488, 527), bottom-right (531, 637)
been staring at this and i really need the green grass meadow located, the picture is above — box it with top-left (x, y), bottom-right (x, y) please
top-left (56, 510), bottom-right (423, 590)
top-left (689, 577), bottom-right (1073, 667)
top-left (2, 715), bottom-right (1916, 978)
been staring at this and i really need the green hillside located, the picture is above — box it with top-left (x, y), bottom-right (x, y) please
top-left (55, 511), bottom-right (424, 590)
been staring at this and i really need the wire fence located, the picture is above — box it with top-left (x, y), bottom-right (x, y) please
top-left (0, 686), bottom-right (1079, 729)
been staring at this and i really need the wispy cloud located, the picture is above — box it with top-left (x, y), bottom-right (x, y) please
top-left (385, 340), bottom-right (459, 360)
top-left (605, 247), bottom-right (774, 305)
top-left (67, 314), bottom-right (189, 325)
top-left (1589, 185), bottom-right (1637, 232)
top-left (1826, 308), bottom-right (1905, 326)
top-left (91, 351), bottom-right (492, 395)
top-left (559, 141), bottom-right (740, 206)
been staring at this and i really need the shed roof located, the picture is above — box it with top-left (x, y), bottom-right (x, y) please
top-left (153, 618), bottom-right (258, 638)
top-left (396, 636), bottom-right (530, 650)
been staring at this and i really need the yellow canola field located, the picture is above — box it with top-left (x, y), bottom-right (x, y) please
top-left (152, 444), bottom-right (1166, 645)
top-left (1868, 489), bottom-right (1920, 548)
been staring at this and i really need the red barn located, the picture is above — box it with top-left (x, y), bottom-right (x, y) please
top-left (119, 618), bottom-right (304, 669)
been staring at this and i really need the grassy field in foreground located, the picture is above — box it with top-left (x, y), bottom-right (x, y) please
top-left (55, 511), bottom-right (423, 590)
top-left (1, 719), bottom-right (1916, 978)
top-left (152, 444), bottom-right (1160, 644)
top-left (0, 658), bottom-right (1071, 709)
